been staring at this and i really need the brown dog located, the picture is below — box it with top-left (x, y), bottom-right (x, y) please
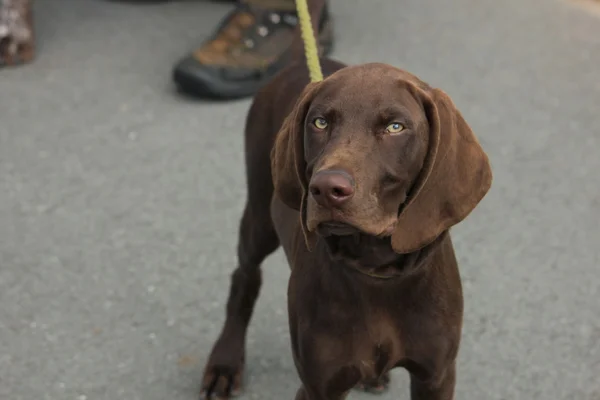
top-left (199, 58), bottom-right (492, 400)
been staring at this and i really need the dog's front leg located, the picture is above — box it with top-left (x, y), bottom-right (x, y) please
top-left (199, 203), bottom-right (280, 399)
top-left (409, 361), bottom-right (456, 400)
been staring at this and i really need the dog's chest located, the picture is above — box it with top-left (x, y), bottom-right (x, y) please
top-left (290, 262), bottom-right (407, 369)
top-left (353, 312), bottom-right (406, 377)
top-left (271, 197), bottom-right (409, 369)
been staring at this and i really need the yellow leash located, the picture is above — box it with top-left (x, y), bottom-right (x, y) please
top-left (295, 0), bottom-right (324, 82)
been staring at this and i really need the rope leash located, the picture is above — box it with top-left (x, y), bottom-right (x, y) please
top-left (295, 0), bottom-right (324, 82)
top-left (293, 2), bottom-right (409, 281)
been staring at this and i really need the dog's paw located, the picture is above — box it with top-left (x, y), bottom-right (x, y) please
top-left (199, 339), bottom-right (245, 400)
top-left (200, 363), bottom-right (244, 400)
top-left (354, 372), bottom-right (390, 394)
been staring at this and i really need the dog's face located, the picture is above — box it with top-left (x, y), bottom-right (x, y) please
top-left (272, 63), bottom-right (492, 254)
top-left (302, 67), bottom-right (429, 240)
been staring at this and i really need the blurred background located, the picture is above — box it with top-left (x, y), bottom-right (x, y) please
top-left (0, 0), bottom-right (599, 399)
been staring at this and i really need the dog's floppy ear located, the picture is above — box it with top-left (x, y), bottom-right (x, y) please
top-left (271, 82), bottom-right (322, 249)
top-left (391, 87), bottom-right (493, 254)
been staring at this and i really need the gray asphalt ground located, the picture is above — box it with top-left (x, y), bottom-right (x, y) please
top-left (1, 0), bottom-right (600, 399)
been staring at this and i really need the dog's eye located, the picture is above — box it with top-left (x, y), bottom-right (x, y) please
top-left (385, 122), bottom-right (405, 134)
top-left (313, 117), bottom-right (328, 130)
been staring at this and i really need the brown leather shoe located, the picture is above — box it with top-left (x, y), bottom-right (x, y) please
top-left (172, 2), bottom-right (333, 99)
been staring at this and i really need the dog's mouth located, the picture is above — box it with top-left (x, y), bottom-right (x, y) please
top-left (319, 224), bottom-right (401, 263)
top-left (317, 221), bottom-right (361, 237)
top-left (316, 219), bottom-right (399, 260)
top-left (316, 219), bottom-right (397, 239)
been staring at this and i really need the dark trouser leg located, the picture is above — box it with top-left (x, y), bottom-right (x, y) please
top-left (0, 0), bottom-right (35, 66)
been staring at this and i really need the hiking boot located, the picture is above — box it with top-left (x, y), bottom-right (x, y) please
top-left (172, 1), bottom-right (333, 99)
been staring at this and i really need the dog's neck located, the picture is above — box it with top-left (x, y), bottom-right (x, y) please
top-left (320, 232), bottom-right (445, 280)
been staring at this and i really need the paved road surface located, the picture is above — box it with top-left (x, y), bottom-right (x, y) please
top-left (1, 0), bottom-right (599, 399)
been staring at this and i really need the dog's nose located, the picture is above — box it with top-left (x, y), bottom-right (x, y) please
top-left (309, 170), bottom-right (355, 208)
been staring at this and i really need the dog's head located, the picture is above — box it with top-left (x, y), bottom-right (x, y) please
top-left (271, 63), bottom-right (492, 254)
